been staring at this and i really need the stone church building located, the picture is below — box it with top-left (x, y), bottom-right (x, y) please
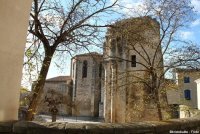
top-left (71, 53), bottom-right (103, 117)
top-left (38, 16), bottom-right (169, 123)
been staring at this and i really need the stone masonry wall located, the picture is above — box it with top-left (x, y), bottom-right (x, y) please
top-left (103, 17), bottom-right (165, 123)
top-left (37, 81), bottom-right (72, 116)
top-left (0, 118), bottom-right (200, 134)
top-left (71, 54), bottom-right (102, 117)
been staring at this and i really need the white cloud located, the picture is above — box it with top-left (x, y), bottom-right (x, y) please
top-left (111, 0), bottom-right (200, 15)
top-left (180, 31), bottom-right (194, 40)
top-left (191, 19), bottom-right (200, 27)
top-left (110, 0), bottom-right (147, 17)
top-left (191, 0), bottom-right (200, 13)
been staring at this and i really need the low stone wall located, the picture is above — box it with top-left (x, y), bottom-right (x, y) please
top-left (0, 118), bottom-right (200, 134)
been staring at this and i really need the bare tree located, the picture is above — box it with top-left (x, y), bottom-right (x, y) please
top-left (44, 89), bottom-right (62, 122)
top-left (25, 0), bottom-right (118, 120)
top-left (103, 0), bottom-right (199, 121)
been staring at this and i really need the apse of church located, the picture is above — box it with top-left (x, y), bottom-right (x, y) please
top-left (71, 53), bottom-right (104, 117)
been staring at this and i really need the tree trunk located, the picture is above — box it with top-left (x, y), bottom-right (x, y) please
top-left (26, 51), bottom-right (54, 121)
top-left (52, 113), bottom-right (57, 122)
top-left (152, 71), bottom-right (163, 121)
top-left (155, 89), bottom-right (162, 121)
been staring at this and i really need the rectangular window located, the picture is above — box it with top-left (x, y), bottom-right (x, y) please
top-left (184, 89), bottom-right (191, 100)
top-left (131, 55), bottom-right (136, 67)
top-left (60, 84), bottom-right (67, 93)
top-left (184, 77), bottom-right (190, 83)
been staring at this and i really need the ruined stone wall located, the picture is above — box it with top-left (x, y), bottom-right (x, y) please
top-left (71, 54), bottom-right (102, 117)
top-left (104, 17), bottom-right (166, 123)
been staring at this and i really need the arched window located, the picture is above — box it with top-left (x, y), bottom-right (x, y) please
top-left (99, 63), bottom-right (102, 77)
top-left (72, 62), bottom-right (75, 78)
top-left (110, 39), bottom-right (116, 56)
top-left (82, 60), bottom-right (87, 78)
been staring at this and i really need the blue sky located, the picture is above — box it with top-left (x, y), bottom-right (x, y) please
top-left (47, 0), bottom-right (200, 79)
top-left (21, 0), bottom-right (200, 89)
top-left (180, 0), bottom-right (200, 43)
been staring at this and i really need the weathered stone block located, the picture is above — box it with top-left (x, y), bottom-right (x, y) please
top-left (65, 123), bottom-right (87, 134)
top-left (85, 123), bottom-right (115, 134)
top-left (13, 121), bottom-right (66, 134)
top-left (0, 121), bottom-right (16, 133)
top-left (1, 118), bottom-right (200, 134)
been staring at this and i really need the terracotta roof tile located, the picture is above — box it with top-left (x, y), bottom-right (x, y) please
top-left (46, 76), bottom-right (71, 82)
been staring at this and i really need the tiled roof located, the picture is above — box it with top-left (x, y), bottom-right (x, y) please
top-left (72, 52), bottom-right (103, 59)
top-left (46, 76), bottom-right (71, 82)
top-left (174, 68), bottom-right (200, 72)
top-left (164, 78), bottom-right (176, 84)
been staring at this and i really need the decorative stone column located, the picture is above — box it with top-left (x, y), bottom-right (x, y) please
top-left (103, 61), bottom-right (111, 122)
top-left (0, 0), bottom-right (32, 121)
top-left (110, 60), bottom-right (117, 123)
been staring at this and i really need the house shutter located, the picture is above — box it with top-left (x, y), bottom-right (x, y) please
top-left (184, 89), bottom-right (191, 100)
